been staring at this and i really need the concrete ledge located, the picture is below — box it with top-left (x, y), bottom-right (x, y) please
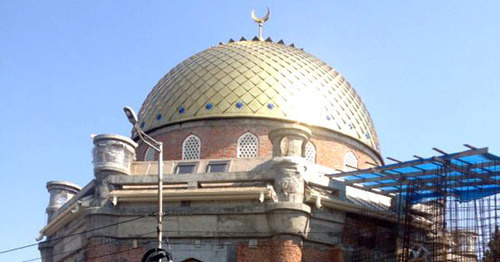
top-left (109, 186), bottom-right (277, 204)
top-left (107, 170), bottom-right (275, 185)
top-left (39, 200), bottom-right (84, 238)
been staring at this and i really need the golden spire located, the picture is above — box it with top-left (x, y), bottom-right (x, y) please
top-left (251, 7), bottom-right (270, 41)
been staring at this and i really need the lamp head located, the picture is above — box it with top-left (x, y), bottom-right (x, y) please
top-left (123, 106), bottom-right (138, 125)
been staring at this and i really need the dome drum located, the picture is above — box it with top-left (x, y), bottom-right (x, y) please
top-left (134, 118), bottom-right (380, 170)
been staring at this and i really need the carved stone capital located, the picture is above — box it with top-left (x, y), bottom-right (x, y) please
top-left (269, 125), bottom-right (311, 157)
top-left (46, 181), bottom-right (81, 222)
top-left (92, 134), bottom-right (138, 175)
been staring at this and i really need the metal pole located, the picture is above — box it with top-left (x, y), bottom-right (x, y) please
top-left (258, 23), bottom-right (263, 40)
top-left (157, 142), bottom-right (164, 261)
top-left (124, 106), bottom-right (171, 261)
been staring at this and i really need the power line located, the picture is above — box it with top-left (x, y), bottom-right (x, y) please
top-left (22, 238), bottom-right (348, 262)
top-left (3, 207), bottom-right (392, 255)
top-left (6, 208), bottom-right (396, 260)
top-left (20, 230), bottom-right (158, 262)
top-left (1, 214), bottom-right (151, 255)
top-left (9, 220), bottom-right (381, 260)
top-left (16, 227), bottom-right (400, 262)
top-left (83, 241), bottom-right (152, 261)
top-left (16, 227), bottom-right (378, 262)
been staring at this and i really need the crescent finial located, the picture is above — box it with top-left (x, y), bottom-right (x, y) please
top-left (251, 7), bottom-right (271, 41)
top-left (251, 7), bottom-right (270, 23)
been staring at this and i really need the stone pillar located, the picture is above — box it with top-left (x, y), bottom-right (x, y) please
top-left (268, 125), bottom-right (311, 203)
top-left (92, 134), bottom-right (138, 175)
top-left (91, 134), bottom-right (137, 207)
top-left (266, 126), bottom-right (311, 262)
top-left (268, 125), bottom-right (311, 158)
top-left (46, 181), bottom-right (81, 222)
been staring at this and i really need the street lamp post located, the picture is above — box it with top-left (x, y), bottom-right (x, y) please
top-left (123, 106), bottom-right (170, 262)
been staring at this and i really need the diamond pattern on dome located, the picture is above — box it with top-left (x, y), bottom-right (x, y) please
top-left (138, 40), bottom-right (380, 152)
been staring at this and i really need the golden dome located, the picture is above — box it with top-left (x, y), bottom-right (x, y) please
top-left (137, 40), bottom-right (380, 152)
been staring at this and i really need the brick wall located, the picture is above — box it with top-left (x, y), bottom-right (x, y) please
top-left (83, 237), bottom-right (345, 262)
top-left (84, 237), bottom-right (148, 262)
top-left (136, 120), bottom-right (379, 171)
top-left (303, 246), bottom-right (344, 262)
top-left (311, 137), bottom-right (375, 170)
top-left (237, 237), bottom-right (302, 262)
top-left (237, 237), bottom-right (345, 262)
top-left (138, 123), bottom-right (272, 161)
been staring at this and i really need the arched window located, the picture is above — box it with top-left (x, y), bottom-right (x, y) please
top-left (182, 135), bottom-right (201, 160)
top-left (343, 151), bottom-right (358, 172)
top-left (237, 132), bottom-right (258, 158)
top-left (144, 147), bottom-right (155, 161)
top-left (181, 258), bottom-right (203, 262)
top-left (305, 142), bottom-right (316, 163)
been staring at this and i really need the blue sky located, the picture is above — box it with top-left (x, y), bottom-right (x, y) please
top-left (1, 1), bottom-right (499, 261)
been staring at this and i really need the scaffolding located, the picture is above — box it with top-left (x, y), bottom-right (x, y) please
top-left (330, 146), bottom-right (500, 261)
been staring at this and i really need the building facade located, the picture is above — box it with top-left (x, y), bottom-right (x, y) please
top-left (38, 33), bottom-right (408, 262)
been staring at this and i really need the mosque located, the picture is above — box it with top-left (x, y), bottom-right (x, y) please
top-left (37, 10), bottom-right (499, 262)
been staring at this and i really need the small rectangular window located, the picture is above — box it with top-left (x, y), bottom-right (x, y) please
top-left (176, 164), bottom-right (196, 174)
top-left (206, 162), bottom-right (228, 173)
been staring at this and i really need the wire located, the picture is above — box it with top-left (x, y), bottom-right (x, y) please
top-left (22, 237), bottom-right (342, 262)
top-left (13, 220), bottom-right (395, 262)
top-left (16, 227), bottom-right (382, 262)
top-left (2, 200), bottom-right (400, 254)
top-left (19, 230), bottom-right (158, 262)
top-left (3, 208), bottom-right (390, 256)
top-left (83, 241), bottom-right (152, 261)
top-left (0, 214), bottom-right (151, 255)
top-left (3, 204), bottom-right (406, 259)
top-left (17, 217), bottom-right (439, 262)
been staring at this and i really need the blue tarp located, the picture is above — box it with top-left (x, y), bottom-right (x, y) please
top-left (332, 148), bottom-right (500, 204)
